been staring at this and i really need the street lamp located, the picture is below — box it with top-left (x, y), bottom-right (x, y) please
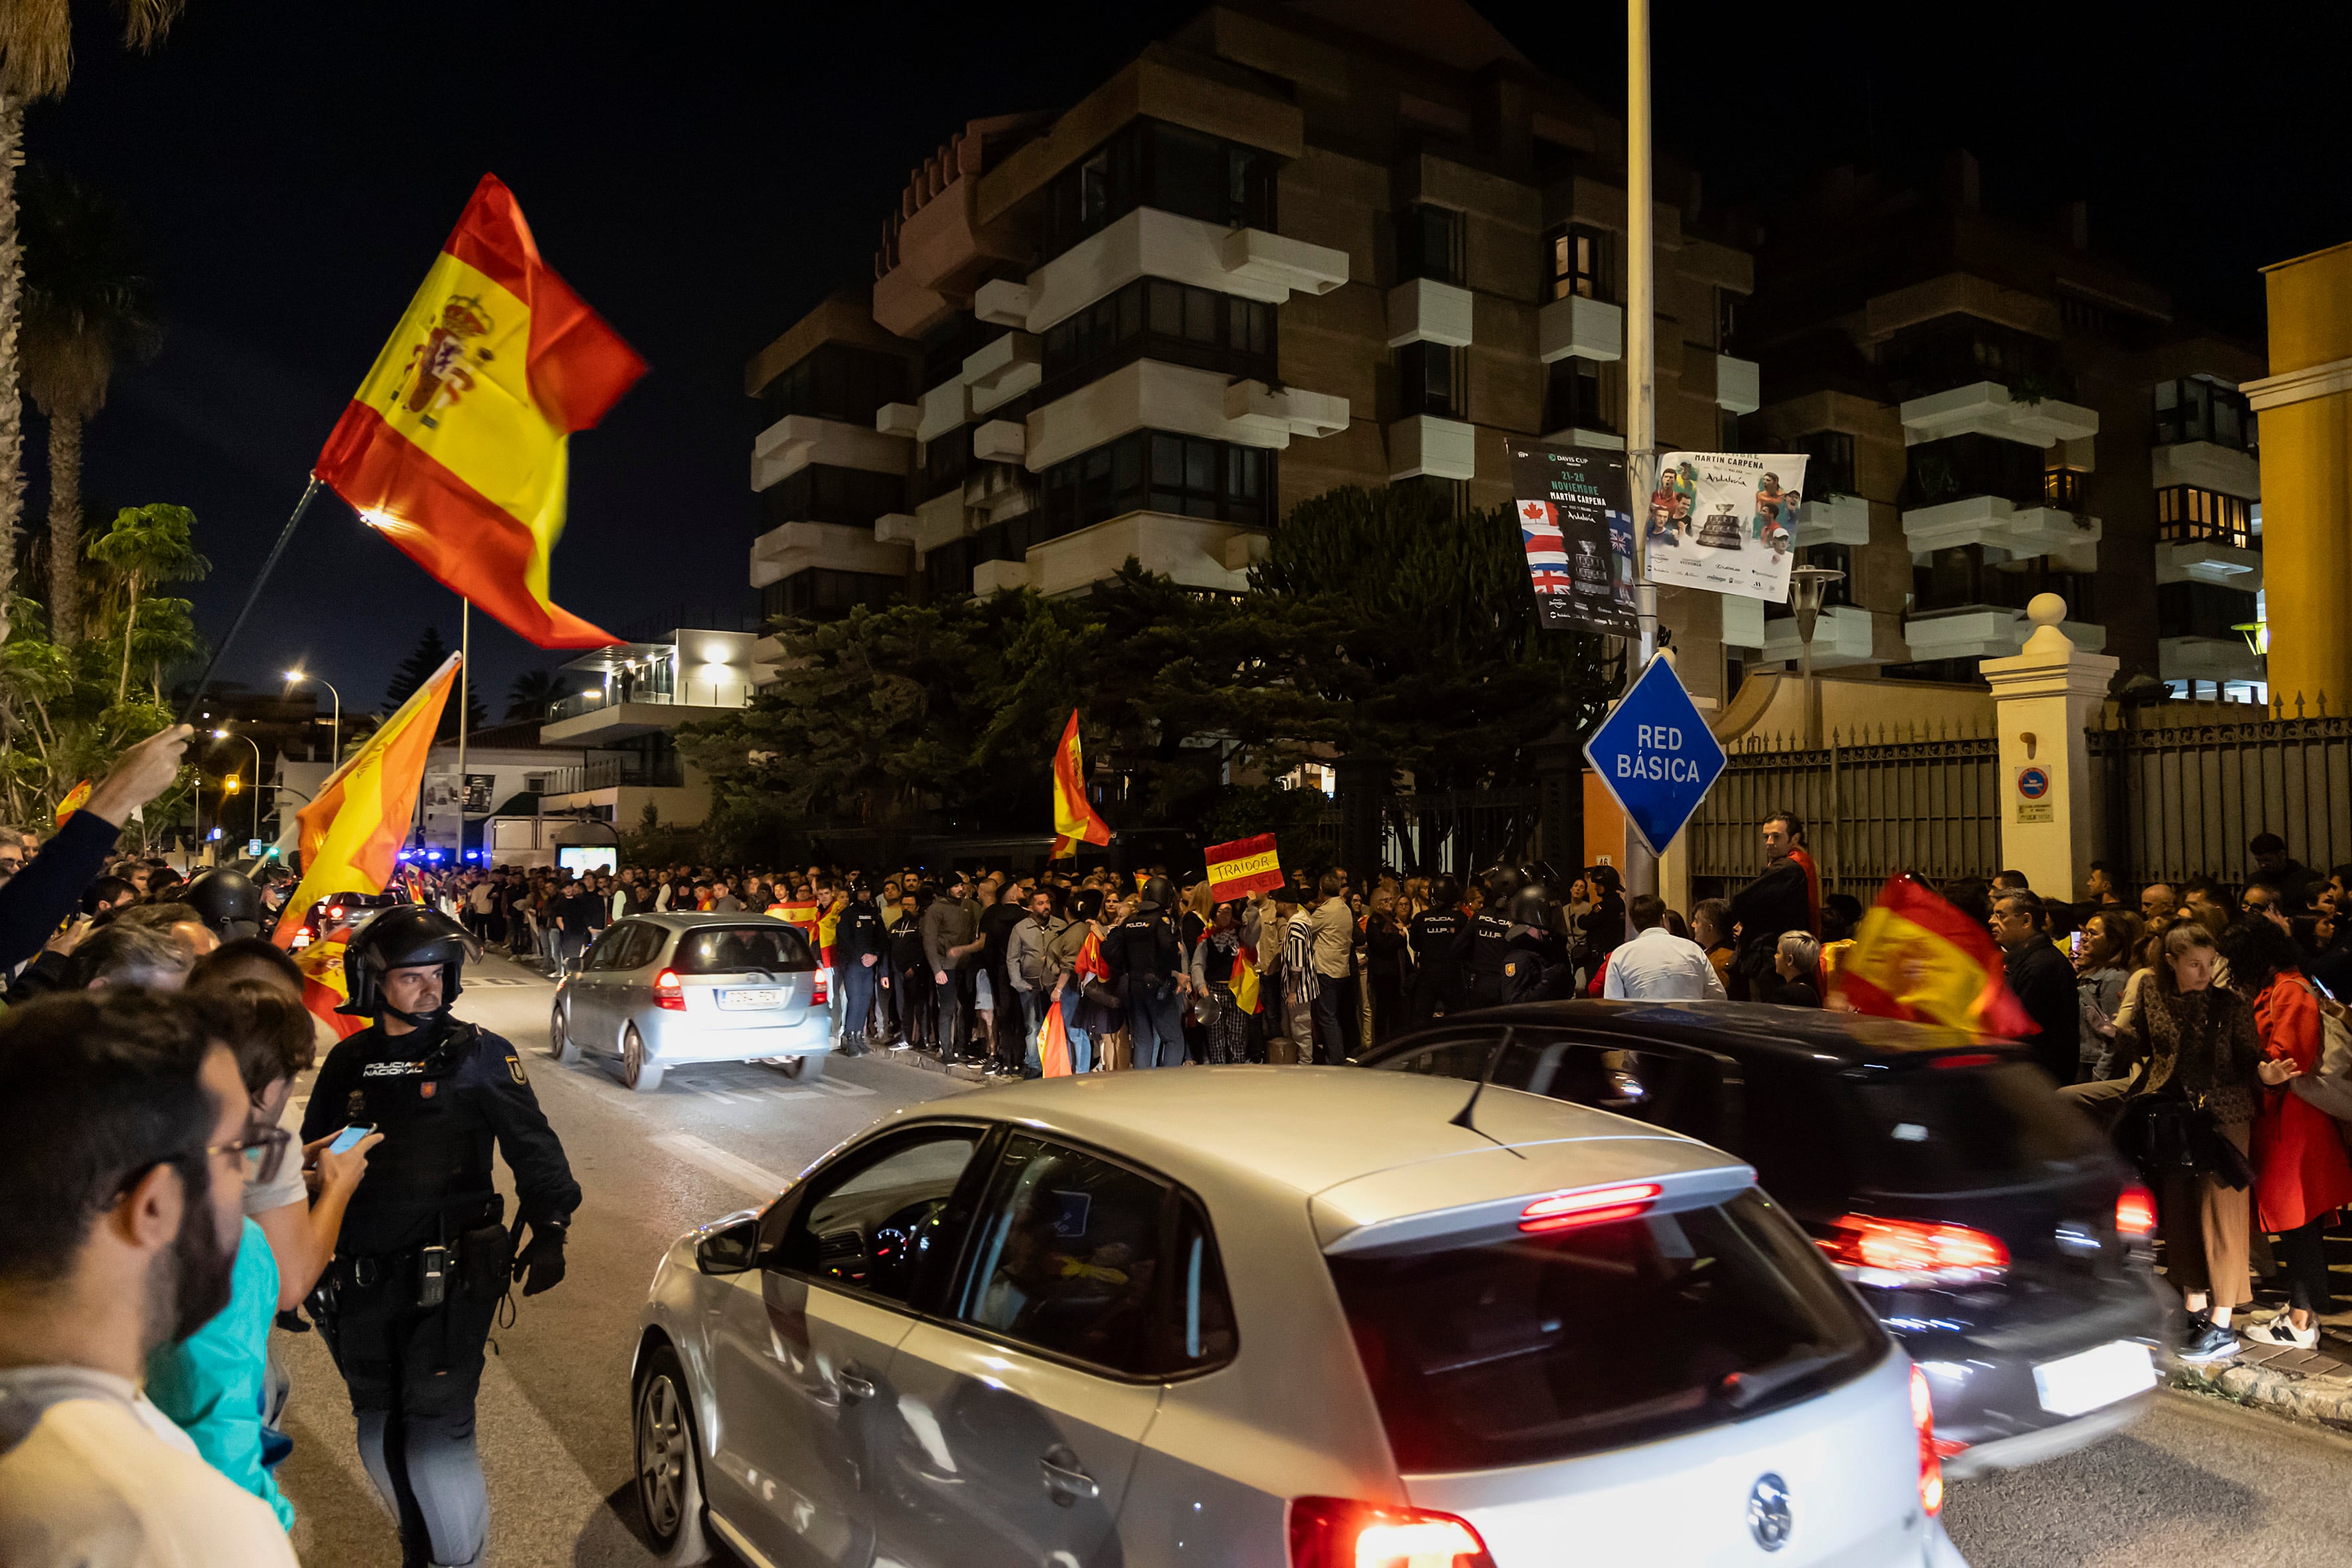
top-left (285, 668), bottom-right (342, 762)
top-left (214, 726), bottom-right (264, 844)
top-left (1788, 564), bottom-right (1847, 751)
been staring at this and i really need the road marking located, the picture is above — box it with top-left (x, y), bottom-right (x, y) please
top-left (650, 1132), bottom-right (787, 1199)
top-left (813, 1078), bottom-right (876, 1097)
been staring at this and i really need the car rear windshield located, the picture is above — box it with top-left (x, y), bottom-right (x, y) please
top-left (670, 925), bottom-right (814, 975)
top-left (1328, 1189), bottom-right (1883, 1472)
top-left (1847, 1060), bottom-right (2110, 1193)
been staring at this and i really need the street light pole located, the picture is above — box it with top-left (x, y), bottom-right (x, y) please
top-left (214, 726), bottom-right (264, 844)
top-left (1788, 566), bottom-right (1847, 751)
top-left (1623, 0), bottom-right (1660, 900)
top-left (285, 669), bottom-right (342, 763)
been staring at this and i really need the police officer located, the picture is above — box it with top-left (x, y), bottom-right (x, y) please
top-left (300, 907), bottom-right (579, 1568)
top-left (1406, 873), bottom-right (1471, 1024)
top-left (1464, 868), bottom-right (1521, 1010)
top-left (174, 866), bottom-right (264, 941)
top-left (1500, 882), bottom-right (1574, 1002)
top-left (833, 883), bottom-right (889, 1052)
top-left (1105, 875), bottom-right (1188, 1067)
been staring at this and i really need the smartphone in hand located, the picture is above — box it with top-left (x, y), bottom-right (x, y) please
top-left (327, 1124), bottom-right (375, 1155)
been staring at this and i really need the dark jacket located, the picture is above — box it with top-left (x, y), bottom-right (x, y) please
top-left (1105, 908), bottom-right (1184, 994)
top-left (919, 895), bottom-right (978, 974)
top-left (2002, 937), bottom-right (2082, 1082)
top-left (835, 903), bottom-right (888, 963)
top-left (1407, 909), bottom-right (1470, 981)
top-left (0, 811), bottom-right (118, 971)
top-left (1729, 858), bottom-right (1813, 982)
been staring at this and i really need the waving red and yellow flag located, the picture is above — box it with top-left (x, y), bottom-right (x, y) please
top-left (1050, 709), bottom-right (1111, 859)
top-left (1833, 874), bottom-right (2033, 1040)
top-left (313, 175), bottom-right (643, 648)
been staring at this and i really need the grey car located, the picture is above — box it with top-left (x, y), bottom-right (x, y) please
top-left (631, 1068), bottom-right (1970, 1568)
top-left (552, 913), bottom-right (828, 1093)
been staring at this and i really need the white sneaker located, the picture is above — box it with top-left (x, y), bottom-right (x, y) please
top-left (2243, 1313), bottom-right (2319, 1350)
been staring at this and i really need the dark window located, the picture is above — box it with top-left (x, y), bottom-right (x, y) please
top-left (1715, 287), bottom-right (1741, 354)
top-left (2043, 467), bottom-right (2087, 512)
top-left (919, 315), bottom-right (991, 392)
top-left (2155, 486), bottom-right (2256, 548)
top-left (1397, 203), bottom-right (1464, 287)
top-left (1041, 120), bottom-right (1277, 262)
top-left (1879, 314), bottom-right (2069, 402)
top-left (1395, 340), bottom-right (1464, 419)
top-left (1719, 410), bottom-right (1743, 454)
top-left (761, 464), bottom-right (907, 532)
top-left (1328, 1188), bottom-right (1883, 1472)
top-left (1846, 1062), bottom-right (2109, 1193)
top-left (757, 344), bottom-right (909, 428)
top-left (953, 1134), bottom-right (1234, 1376)
top-left (1037, 277), bottom-right (1277, 403)
top-left (2157, 581), bottom-right (2259, 641)
top-left (1794, 431), bottom-right (1855, 495)
top-left (918, 427), bottom-right (971, 502)
top-left (580, 925), bottom-right (633, 971)
top-left (772, 1127), bottom-right (984, 1306)
top-left (927, 535), bottom-right (972, 601)
top-left (761, 569), bottom-right (901, 623)
top-left (2154, 378), bottom-right (2256, 453)
top-left (1543, 358), bottom-right (1614, 435)
top-left (1036, 430), bottom-right (1273, 538)
top-left (669, 925), bottom-right (816, 975)
top-left (1899, 432), bottom-right (2047, 510)
top-left (1911, 546), bottom-right (2096, 620)
top-left (1395, 475), bottom-right (1467, 519)
top-left (1376, 1034), bottom-right (1729, 1156)
top-left (601, 733), bottom-right (686, 788)
top-left (1545, 224), bottom-right (1611, 302)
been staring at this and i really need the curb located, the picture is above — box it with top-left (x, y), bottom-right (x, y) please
top-left (2167, 1324), bottom-right (2352, 1433)
top-left (872, 1044), bottom-right (989, 1085)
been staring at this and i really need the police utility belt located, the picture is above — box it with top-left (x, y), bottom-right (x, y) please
top-left (331, 1198), bottom-right (510, 1310)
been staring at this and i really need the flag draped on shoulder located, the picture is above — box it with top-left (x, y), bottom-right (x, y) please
top-left (1228, 942), bottom-right (1262, 1016)
top-left (313, 174), bottom-right (644, 649)
top-left (1832, 874), bottom-right (2034, 1040)
top-left (1050, 709), bottom-right (1111, 859)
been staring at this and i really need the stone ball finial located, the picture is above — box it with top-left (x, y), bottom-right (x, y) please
top-left (2027, 592), bottom-right (2067, 629)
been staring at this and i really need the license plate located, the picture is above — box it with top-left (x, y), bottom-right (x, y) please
top-left (718, 988), bottom-right (781, 1010)
top-left (2033, 1340), bottom-right (2156, 1417)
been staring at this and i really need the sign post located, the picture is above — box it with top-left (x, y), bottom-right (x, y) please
top-left (1583, 655), bottom-right (1729, 858)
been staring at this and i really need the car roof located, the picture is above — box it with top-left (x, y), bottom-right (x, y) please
top-left (627, 912), bottom-right (795, 929)
top-left (1369, 999), bottom-right (2027, 1069)
top-left (902, 1065), bottom-right (1746, 1204)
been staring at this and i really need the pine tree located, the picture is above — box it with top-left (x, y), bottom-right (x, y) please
top-left (384, 624), bottom-right (486, 739)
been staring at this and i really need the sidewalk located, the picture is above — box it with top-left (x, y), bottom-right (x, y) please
top-left (2169, 1307), bottom-right (2352, 1433)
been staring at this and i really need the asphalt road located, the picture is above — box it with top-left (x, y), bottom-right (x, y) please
top-left (273, 953), bottom-right (2352, 1567)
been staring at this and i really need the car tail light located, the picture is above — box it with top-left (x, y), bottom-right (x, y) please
top-left (2115, 1186), bottom-right (2156, 1240)
top-left (1518, 1182), bottom-right (1661, 1233)
top-left (1819, 1214), bottom-right (2009, 1285)
top-left (653, 970), bottom-right (686, 1011)
top-left (1911, 1365), bottom-right (1944, 1516)
top-left (812, 969), bottom-right (828, 1005)
top-left (1289, 1496), bottom-right (1492, 1568)
top-left (1929, 1052), bottom-right (2000, 1069)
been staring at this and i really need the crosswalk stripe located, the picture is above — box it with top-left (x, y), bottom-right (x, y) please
top-left (649, 1132), bottom-right (787, 1200)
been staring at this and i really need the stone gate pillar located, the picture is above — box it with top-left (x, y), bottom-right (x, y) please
top-left (1979, 595), bottom-right (2117, 900)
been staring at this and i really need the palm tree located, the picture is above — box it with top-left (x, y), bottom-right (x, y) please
top-left (23, 169), bottom-right (161, 647)
top-left (507, 667), bottom-right (561, 721)
top-left (86, 502), bottom-right (206, 704)
top-left (0, 0), bottom-right (184, 642)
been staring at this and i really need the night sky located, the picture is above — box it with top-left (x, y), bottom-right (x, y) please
top-left (30, 0), bottom-right (2347, 720)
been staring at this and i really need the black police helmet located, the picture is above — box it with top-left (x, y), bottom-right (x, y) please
top-left (176, 868), bottom-right (264, 941)
top-left (1140, 875), bottom-right (1175, 911)
top-left (1508, 885), bottom-right (1551, 928)
top-left (339, 904), bottom-right (479, 1019)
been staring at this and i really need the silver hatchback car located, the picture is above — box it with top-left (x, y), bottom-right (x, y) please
top-left (632, 1069), bottom-right (1970, 1568)
top-left (552, 913), bottom-right (828, 1093)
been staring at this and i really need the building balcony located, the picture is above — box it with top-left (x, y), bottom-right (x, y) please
top-left (874, 512), bottom-right (919, 545)
top-left (1023, 358), bottom-right (1348, 472)
top-left (1721, 595), bottom-right (1763, 650)
top-left (1537, 294), bottom-right (1623, 364)
top-left (869, 117), bottom-right (1041, 340)
top-left (1539, 425), bottom-right (1625, 451)
top-left (1901, 494), bottom-right (2102, 558)
top-left (915, 378), bottom-right (972, 444)
top-left (1902, 607), bottom-right (2105, 663)
top-left (972, 420), bottom-right (1026, 463)
top-left (1387, 414), bottom-right (1477, 481)
top-left (963, 331), bottom-right (1041, 416)
top-left (1794, 493), bottom-right (1871, 548)
top-left (977, 510), bottom-right (1254, 599)
top-left (875, 402), bottom-right (921, 438)
top-left (751, 414), bottom-right (911, 493)
top-left (1385, 279), bottom-right (1474, 349)
top-left (2156, 527), bottom-right (2262, 588)
top-left (542, 684), bottom-right (755, 744)
top-left (2159, 633), bottom-right (2264, 686)
top-left (1898, 380), bottom-right (2099, 448)
top-left (749, 521), bottom-right (911, 589)
top-left (1709, 353), bottom-right (1761, 416)
top-left (2150, 439), bottom-right (2261, 501)
top-left (913, 489), bottom-right (966, 552)
top-left (1760, 604), bottom-right (1876, 668)
top-left (1022, 208), bottom-right (1348, 336)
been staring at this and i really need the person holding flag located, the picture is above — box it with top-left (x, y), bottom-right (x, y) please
top-left (1048, 887), bottom-right (1113, 1073)
top-left (1050, 710), bottom-right (1112, 858)
top-left (1188, 900), bottom-right (1260, 1064)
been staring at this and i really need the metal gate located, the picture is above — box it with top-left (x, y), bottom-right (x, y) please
top-left (2088, 700), bottom-right (2352, 886)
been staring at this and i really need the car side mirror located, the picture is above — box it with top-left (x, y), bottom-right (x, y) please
top-left (696, 1215), bottom-right (763, 1276)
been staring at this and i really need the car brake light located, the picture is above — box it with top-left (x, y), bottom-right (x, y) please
top-left (653, 970), bottom-right (686, 1011)
top-left (1930, 1052), bottom-right (2000, 1069)
top-left (1911, 1365), bottom-right (1944, 1516)
top-left (2115, 1186), bottom-right (2156, 1239)
top-left (1819, 1214), bottom-right (2009, 1285)
top-left (1289, 1496), bottom-right (1491, 1568)
top-left (812, 969), bottom-right (828, 1005)
top-left (1518, 1182), bottom-right (1661, 1233)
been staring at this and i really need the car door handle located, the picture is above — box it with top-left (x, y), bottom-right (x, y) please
top-left (1040, 1447), bottom-right (1098, 1506)
top-left (838, 1368), bottom-right (876, 1403)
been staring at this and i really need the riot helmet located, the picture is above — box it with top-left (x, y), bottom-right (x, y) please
top-left (175, 868), bottom-right (264, 942)
top-left (339, 904), bottom-right (478, 1022)
top-left (1140, 875), bottom-right (1175, 911)
top-left (1507, 884), bottom-right (1552, 931)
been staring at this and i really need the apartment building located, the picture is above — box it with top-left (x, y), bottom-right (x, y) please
top-left (1738, 155), bottom-right (2266, 698)
top-left (742, 0), bottom-right (1761, 703)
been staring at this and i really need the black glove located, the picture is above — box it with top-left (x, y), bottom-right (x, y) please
top-left (512, 1221), bottom-right (568, 1296)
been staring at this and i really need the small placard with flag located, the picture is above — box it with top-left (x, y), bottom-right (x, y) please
top-left (1205, 834), bottom-right (1285, 902)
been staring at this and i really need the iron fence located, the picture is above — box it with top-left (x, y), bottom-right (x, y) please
top-left (1687, 721), bottom-right (2001, 898)
top-left (2088, 697), bottom-right (2352, 887)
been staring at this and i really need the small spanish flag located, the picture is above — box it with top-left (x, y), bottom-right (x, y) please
top-left (1074, 927), bottom-right (1109, 983)
top-left (1050, 709), bottom-right (1111, 859)
top-left (1833, 874), bottom-right (2033, 1040)
top-left (1228, 943), bottom-right (1262, 1016)
top-left (816, 893), bottom-right (844, 969)
top-left (53, 778), bottom-right (92, 826)
top-left (313, 175), bottom-right (644, 649)
top-left (293, 933), bottom-right (367, 1042)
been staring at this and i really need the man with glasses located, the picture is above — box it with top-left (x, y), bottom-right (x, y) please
top-left (0, 989), bottom-right (301, 1566)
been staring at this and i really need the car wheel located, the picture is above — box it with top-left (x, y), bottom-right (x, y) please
top-left (770, 1053), bottom-right (825, 1083)
top-left (623, 1026), bottom-right (665, 1093)
top-left (550, 1002), bottom-right (581, 1065)
top-left (635, 1344), bottom-right (711, 1563)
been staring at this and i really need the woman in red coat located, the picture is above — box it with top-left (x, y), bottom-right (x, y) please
top-left (2221, 919), bottom-right (2352, 1349)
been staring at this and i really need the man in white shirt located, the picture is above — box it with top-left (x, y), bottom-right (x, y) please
top-left (1603, 893), bottom-right (1727, 1002)
top-left (0, 989), bottom-right (299, 1567)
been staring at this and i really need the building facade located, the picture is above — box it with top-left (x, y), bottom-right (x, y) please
top-left (742, 0), bottom-right (1761, 704)
top-left (1738, 155), bottom-right (2266, 699)
top-left (2246, 240), bottom-right (2352, 708)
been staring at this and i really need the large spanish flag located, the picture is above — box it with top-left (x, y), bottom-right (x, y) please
top-left (1050, 709), bottom-right (1111, 859)
top-left (1833, 874), bottom-right (2033, 1040)
top-left (313, 175), bottom-right (643, 648)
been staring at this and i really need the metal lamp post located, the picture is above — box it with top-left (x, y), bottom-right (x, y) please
top-left (214, 727), bottom-right (265, 845)
top-left (1788, 565), bottom-right (1847, 750)
top-left (285, 669), bottom-right (342, 762)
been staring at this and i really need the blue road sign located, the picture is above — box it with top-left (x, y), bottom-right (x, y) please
top-left (1584, 655), bottom-right (1729, 855)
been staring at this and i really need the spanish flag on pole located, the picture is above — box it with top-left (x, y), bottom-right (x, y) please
top-left (1832, 874), bottom-right (2033, 1040)
top-left (313, 175), bottom-right (644, 649)
top-left (1050, 709), bottom-right (1111, 859)
top-left (272, 654), bottom-right (461, 1032)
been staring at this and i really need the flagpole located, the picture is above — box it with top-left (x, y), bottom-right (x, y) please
top-left (179, 477), bottom-right (323, 726)
top-left (457, 597), bottom-right (469, 860)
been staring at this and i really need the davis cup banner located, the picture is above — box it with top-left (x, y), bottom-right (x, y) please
top-left (1205, 834), bottom-right (1285, 901)
top-left (1508, 439), bottom-right (1638, 638)
top-left (1644, 451), bottom-right (1813, 604)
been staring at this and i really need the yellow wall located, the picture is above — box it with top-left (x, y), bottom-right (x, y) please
top-left (2258, 243), bottom-right (2352, 706)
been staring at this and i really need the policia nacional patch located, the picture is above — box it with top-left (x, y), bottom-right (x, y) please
top-left (507, 1052), bottom-right (528, 1085)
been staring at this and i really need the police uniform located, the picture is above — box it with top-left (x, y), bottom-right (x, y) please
top-left (1105, 884), bottom-right (1186, 1068)
top-left (301, 909), bottom-right (578, 1568)
top-left (1405, 906), bottom-right (1470, 1024)
top-left (1465, 909), bottom-right (1516, 1009)
top-left (834, 896), bottom-right (890, 1046)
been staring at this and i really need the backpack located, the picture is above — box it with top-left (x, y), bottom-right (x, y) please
top-left (2288, 977), bottom-right (2352, 1129)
